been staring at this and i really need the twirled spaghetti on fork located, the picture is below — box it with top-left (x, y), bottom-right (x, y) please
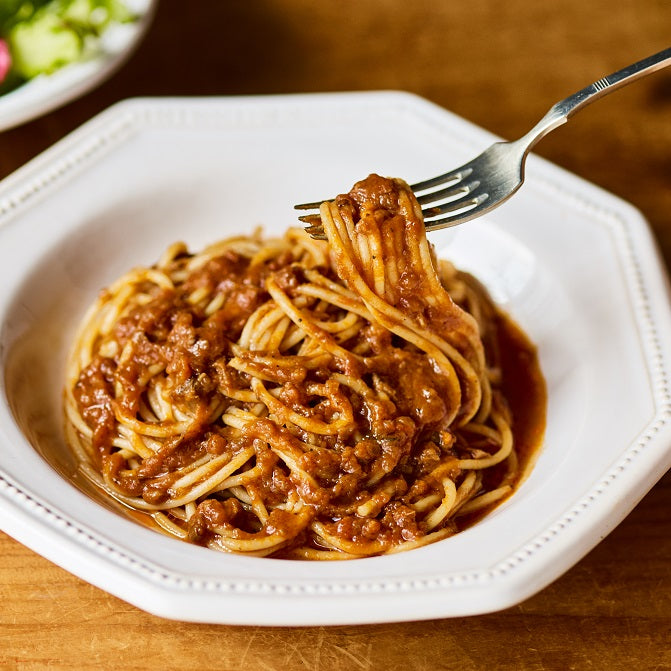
top-left (64, 174), bottom-right (545, 558)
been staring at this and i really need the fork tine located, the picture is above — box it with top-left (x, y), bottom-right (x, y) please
top-left (423, 193), bottom-right (490, 230)
top-left (294, 201), bottom-right (326, 211)
top-left (297, 213), bottom-right (322, 225)
top-left (421, 182), bottom-right (483, 217)
top-left (411, 167), bottom-right (473, 193)
top-left (416, 181), bottom-right (471, 206)
top-left (416, 179), bottom-right (481, 207)
top-left (304, 224), bottom-right (327, 240)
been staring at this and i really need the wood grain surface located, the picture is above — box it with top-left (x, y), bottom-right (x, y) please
top-left (1, 1), bottom-right (670, 669)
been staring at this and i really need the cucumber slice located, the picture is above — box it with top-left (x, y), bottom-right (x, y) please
top-left (8, 12), bottom-right (82, 79)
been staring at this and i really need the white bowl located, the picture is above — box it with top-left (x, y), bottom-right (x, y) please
top-left (1, 93), bottom-right (670, 625)
top-left (0, 0), bottom-right (156, 131)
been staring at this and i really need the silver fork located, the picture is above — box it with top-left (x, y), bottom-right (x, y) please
top-left (296, 47), bottom-right (671, 238)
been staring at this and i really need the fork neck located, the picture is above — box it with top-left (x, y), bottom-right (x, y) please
top-left (515, 104), bottom-right (569, 155)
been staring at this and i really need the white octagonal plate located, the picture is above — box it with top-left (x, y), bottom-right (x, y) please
top-left (1, 93), bottom-right (670, 625)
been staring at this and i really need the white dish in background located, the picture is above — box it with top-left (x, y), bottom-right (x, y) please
top-left (0, 92), bottom-right (670, 626)
top-left (0, 0), bottom-right (156, 131)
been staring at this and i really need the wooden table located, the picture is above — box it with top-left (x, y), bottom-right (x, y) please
top-left (1, 2), bottom-right (670, 668)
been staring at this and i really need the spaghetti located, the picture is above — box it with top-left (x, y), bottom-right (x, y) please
top-left (64, 174), bottom-right (545, 559)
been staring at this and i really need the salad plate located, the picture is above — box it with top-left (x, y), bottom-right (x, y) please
top-left (0, 93), bottom-right (670, 625)
top-left (0, 0), bottom-right (156, 131)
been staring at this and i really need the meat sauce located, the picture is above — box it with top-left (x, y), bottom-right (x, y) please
top-left (72, 241), bottom-right (546, 555)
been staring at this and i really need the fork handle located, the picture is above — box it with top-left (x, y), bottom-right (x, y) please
top-left (520, 47), bottom-right (671, 150)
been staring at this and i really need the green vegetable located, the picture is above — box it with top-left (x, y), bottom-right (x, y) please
top-left (9, 11), bottom-right (82, 78)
